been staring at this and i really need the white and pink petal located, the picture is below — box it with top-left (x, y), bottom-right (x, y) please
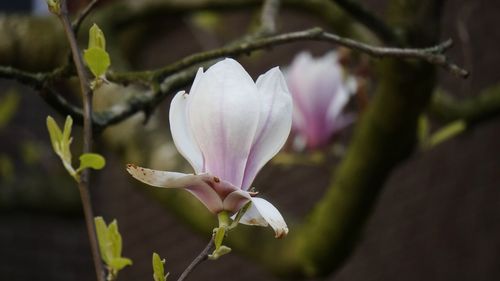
top-left (188, 58), bottom-right (261, 187)
top-left (169, 91), bottom-right (204, 173)
top-left (239, 197), bottom-right (288, 238)
top-left (222, 190), bottom-right (252, 214)
top-left (126, 164), bottom-right (224, 213)
top-left (241, 67), bottom-right (293, 189)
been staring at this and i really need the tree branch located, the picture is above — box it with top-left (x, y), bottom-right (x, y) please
top-left (0, 66), bottom-right (46, 87)
top-left (331, 0), bottom-right (399, 44)
top-left (429, 84), bottom-right (500, 126)
top-left (0, 0), bottom-right (358, 71)
top-left (56, 1), bottom-right (105, 281)
top-left (0, 66), bottom-right (86, 123)
top-left (177, 238), bottom-right (214, 281)
top-left (72, 0), bottom-right (100, 33)
top-left (110, 27), bottom-right (467, 88)
top-left (1, 25), bottom-right (468, 134)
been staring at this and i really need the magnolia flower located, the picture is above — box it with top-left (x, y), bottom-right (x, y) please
top-left (286, 51), bottom-right (355, 150)
top-left (127, 59), bottom-right (291, 238)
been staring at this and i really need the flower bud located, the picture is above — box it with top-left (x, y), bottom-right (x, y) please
top-left (46, 0), bottom-right (61, 15)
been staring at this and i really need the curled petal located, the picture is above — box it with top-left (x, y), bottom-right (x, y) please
top-left (188, 58), bottom-right (260, 187)
top-left (169, 91), bottom-right (203, 173)
top-left (239, 197), bottom-right (288, 238)
top-left (126, 164), bottom-right (225, 213)
top-left (222, 190), bottom-right (252, 214)
top-left (242, 67), bottom-right (293, 189)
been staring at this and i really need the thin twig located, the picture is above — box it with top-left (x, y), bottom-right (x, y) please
top-left (177, 238), bottom-right (214, 281)
top-left (72, 0), bottom-right (100, 33)
top-left (0, 66), bottom-right (47, 87)
top-left (331, 0), bottom-right (399, 44)
top-left (0, 66), bottom-right (85, 122)
top-left (111, 27), bottom-right (467, 85)
top-left (57, 1), bottom-right (105, 281)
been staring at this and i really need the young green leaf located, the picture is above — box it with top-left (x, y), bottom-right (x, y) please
top-left (152, 253), bottom-right (168, 281)
top-left (0, 90), bottom-right (20, 130)
top-left (46, 0), bottom-right (60, 14)
top-left (208, 245), bottom-right (231, 260)
top-left (94, 217), bottom-right (133, 272)
top-left (95, 216), bottom-right (111, 263)
top-left (108, 220), bottom-right (122, 259)
top-left (428, 120), bottom-right (466, 147)
top-left (84, 24), bottom-right (110, 79)
top-left (78, 153), bottom-right (106, 172)
top-left (46, 115), bottom-right (77, 180)
top-left (214, 227), bottom-right (225, 250)
top-left (62, 115), bottom-right (73, 144)
top-left (46, 116), bottom-right (63, 153)
top-left (108, 257), bottom-right (133, 271)
top-left (84, 48), bottom-right (110, 78)
top-left (88, 24), bottom-right (106, 50)
top-left (60, 116), bottom-right (73, 164)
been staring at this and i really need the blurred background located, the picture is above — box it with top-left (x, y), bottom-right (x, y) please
top-left (0, 0), bottom-right (499, 280)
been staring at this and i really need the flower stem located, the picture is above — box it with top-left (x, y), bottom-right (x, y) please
top-left (217, 211), bottom-right (230, 228)
top-left (177, 238), bottom-right (214, 281)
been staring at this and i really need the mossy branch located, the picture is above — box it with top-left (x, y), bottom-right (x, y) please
top-left (331, 0), bottom-right (399, 44)
top-left (429, 84), bottom-right (500, 126)
top-left (1, 25), bottom-right (466, 133)
top-left (110, 27), bottom-right (467, 87)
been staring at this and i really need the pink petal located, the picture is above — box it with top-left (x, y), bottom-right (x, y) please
top-left (169, 91), bottom-right (204, 173)
top-left (189, 67), bottom-right (205, 96)
top-left (239, 197), bottom-right (288, 238)
top-left (126, 164), bottom-right (224, 213)
top-left (222, 190), bottom-right (252, 213)
top-left (241, 67), bottom-right (292, 189)
top-left (187, 58), bottom-right (260, 187)
top-left (325, 84), bottom-right (350, 134)
top-left (287, 51), bottom-right (349, 148)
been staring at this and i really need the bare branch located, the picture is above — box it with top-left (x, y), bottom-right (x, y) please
top-left (72, 0), bottom-right (100, 33)
top-left (331, 0), bottom-right (399, 44)
top-left (0, 66), bottom-right (46, 87)
top-left (110, 27), bottom-right (468, 86)
top-left (177, 238), bottom-right (214, 281)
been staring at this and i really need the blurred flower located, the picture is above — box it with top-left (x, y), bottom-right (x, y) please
top-left (286, 51), bottom-right (355, 150)
top-left (127, 59), bottom-right (291, 238)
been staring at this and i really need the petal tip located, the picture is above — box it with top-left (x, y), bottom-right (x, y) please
top-left (126, 163), bottom-right (137, 172)
top-left (275, 227), bottom-right (289, 239)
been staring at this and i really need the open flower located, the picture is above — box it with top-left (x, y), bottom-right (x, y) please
top-left (127, 59), bottom-right (291, 238)
top-left (286, 51), bottom-right (355, 150)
